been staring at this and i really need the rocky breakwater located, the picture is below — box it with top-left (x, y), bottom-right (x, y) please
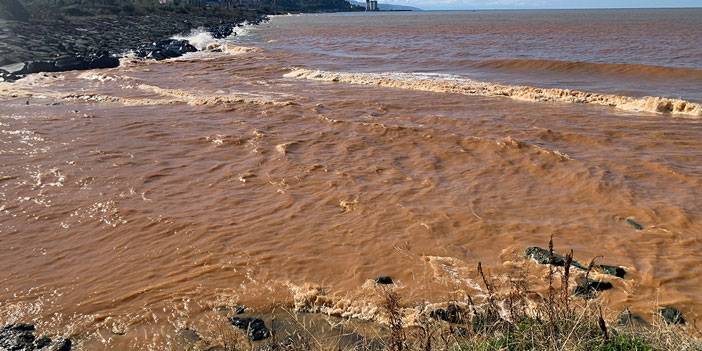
top-left (0, 11), bottom-right (268, 82)
top-left (0, 324), bottom-right (71, 351)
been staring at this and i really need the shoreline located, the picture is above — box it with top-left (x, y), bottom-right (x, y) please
top-left (1, 7), bottom-right (701, 351)
top-left (0, 242), bottom-right (696, 350)
top-left (0, 12), bottom-right (268, 82)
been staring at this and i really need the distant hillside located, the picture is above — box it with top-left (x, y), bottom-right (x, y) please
top-left (266, 0), bottom-right (361, 12)
top-left (349, 0), bottom-right (421, 11)
top-left (0, 0), bottom-right (30, 21)
top-left (7, 0), bottom-right (360, 20)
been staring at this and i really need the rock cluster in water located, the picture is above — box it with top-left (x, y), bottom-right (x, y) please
top-left (525, 246), bottom-right (686, 325)
top-left (0, 324), bottom-right (71, 351)
top-left (134, 39), bottom-right (197, 61)
top-left (228, 317), bottom-right (270, 341)
top-left (526, 246), bottom-right (626, 278)
top-left (0, 51), bottom-right (119, 82)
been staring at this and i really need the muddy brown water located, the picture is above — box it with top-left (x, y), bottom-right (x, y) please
top-left (1, 10), bottom-right (702, 349)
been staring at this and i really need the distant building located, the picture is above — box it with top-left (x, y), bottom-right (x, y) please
top-left (365, 0), bottom-right (378, 11)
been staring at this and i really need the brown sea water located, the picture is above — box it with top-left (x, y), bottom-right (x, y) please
top-left (1, 9), bottom-right (702, 349)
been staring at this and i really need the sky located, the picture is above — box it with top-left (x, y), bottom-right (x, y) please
top-left (387, 0), bottom-right (702, 10)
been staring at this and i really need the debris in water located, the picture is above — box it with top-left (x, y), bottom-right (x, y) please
top-left (625, 217), bottom-right (644, 230)
top-left (574, 278), bottom-right (613, 299)
top-left (595, 264), bottom-right (626, 278)
top-left (375, 276), bottom-right (394, 285)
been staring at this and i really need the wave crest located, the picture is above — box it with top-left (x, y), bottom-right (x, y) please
top-left (284, 68), bottom-right (702, 118)
top-left (171, 27), bottom-right (218, 51)
top-left (471, 59), bottom-right (702, 81)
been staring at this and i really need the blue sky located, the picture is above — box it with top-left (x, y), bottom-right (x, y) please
top-left (390, 0), bottom-right (702, 10)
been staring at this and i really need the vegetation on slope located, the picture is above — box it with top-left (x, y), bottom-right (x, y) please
top-left (1, 0), bottom-right (359, 21)
top-left (213, 239), bottom-right (700, 351)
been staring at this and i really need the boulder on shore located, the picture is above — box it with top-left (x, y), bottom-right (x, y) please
top-left (573, 278), bottom-right (613, 299)
top-left (0, 69), bottom-right (20, 83)
top-left (54, 52), bottom-right (120, 72)
top-left (208, 23), bottom-right (235, 39)
top-left (228, 317), bottom-right (270, 341)
top-left (0, 51), bottom-right (119, 78)
top-left (375, 276), bottom-right (394, 285)
top-left (135, 39), bottom-right (197, 61)
top-left (0, 323), bottom-right (71, 351)
top-left (430, 303), bottom-right (466, 324)
top-left (659, 306), bottom-right (685, 325)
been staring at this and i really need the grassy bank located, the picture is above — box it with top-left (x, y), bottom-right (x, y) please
top-left (213, 240), bottom-right (699, 351)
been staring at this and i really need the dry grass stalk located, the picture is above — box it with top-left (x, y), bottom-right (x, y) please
top-left (382, 286), bottom-right (406, 351)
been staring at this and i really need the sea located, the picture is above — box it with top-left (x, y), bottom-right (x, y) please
top-left (0, 8), bottom-right (701, 349)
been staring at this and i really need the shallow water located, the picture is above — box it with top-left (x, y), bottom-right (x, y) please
top-left (1, 9), bottom-right (701, 349)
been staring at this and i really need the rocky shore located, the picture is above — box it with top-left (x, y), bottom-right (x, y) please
top-left (1, 242), bottom-right (691, 350)
top-left (0, 11), bottom-right (267, 82)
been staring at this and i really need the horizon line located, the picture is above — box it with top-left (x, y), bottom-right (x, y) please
top-left (380, 5), bottom-right (702, 11)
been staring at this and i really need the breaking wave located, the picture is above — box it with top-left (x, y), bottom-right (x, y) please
top-left (471, 58), bottom-right (702, 81)
top-left (284, 68), bottom-right (702, 118)
top-left (171, 27), bottom-right (219, 51)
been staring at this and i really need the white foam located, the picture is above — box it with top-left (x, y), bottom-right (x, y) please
top-left (285, 68), bottom-right (702, 118)
top-left (171, 27), bottom-right (218, 51)
top-left (231, 21), bottom-right (255, 38)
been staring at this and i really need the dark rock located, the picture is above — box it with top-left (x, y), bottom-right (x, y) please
top-left (526, 246), bottom-right (563, 265)
top-left (0, 51), bottom-right (119, 79)
top-left (659, 307), bottom-right (685, 325)
top-left (430, 303), bottom-right (465, 324)
top-left (595, 264), bottom-right (626, 278)
top-left (228, 317), bottom-right (270, 341)
top-left (135, 39), bottom-right (197, 61)
top-left (1, 324), bottom-right (71, 351)
top-left (34, 335), bottom-right (52, 349)
top-left (54, 52), bottom-right (119, 72)
top-left (525, 247), bottom-right (586, 270)
top-left (625, 217), bottom-right (644, 230)
top-left (0, 69), bottom-right (21, 83)
top-left (214, 304), bottom-right (246, 314)
top-left (617, 309), bottom-right (648, 327)
top-left (3, 324), bottom-right (35, 332)
top-left (49, 338), bottom-right (71, 351)
top-left (375, 276), bottom-right (394, 285)
top-left (208, 24), bottom-right (235, 39)
top-left (0, 323), bottom-right (36, 351)
top-left (573, 278), bottom-right (613, 298)
top-left (24, 61), bottom-right (58, 74)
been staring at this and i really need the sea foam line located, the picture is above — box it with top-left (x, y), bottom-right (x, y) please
top-left (284, 68), bottom-right (702, 118)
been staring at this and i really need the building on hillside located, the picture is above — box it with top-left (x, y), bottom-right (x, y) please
top-left (365, 0), bottom-right (378, 11)
top-left (158, 0), bottom-right (248, 8)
